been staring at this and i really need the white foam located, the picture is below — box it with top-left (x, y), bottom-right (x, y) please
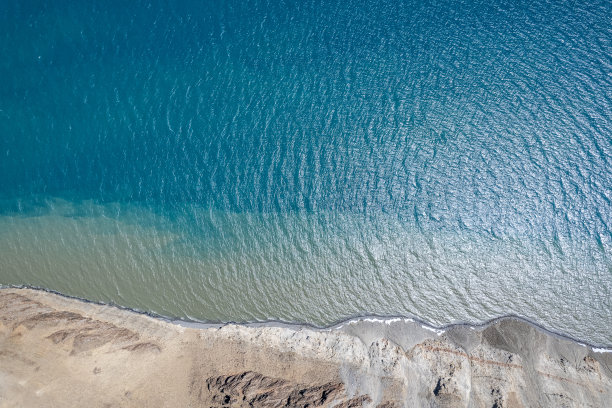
top-left (385, 318), bottom-right (401, 325)
top-left (421, 325), bottom-right (445, 336)
top-left (336, 316), bottom-right (415, 330)
top-left (362, 318), bottom-right (386, 323)
top-left (592, 347), bottom-right (612, 353)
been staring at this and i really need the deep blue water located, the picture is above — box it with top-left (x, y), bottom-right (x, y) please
top-left (0, 0), bottom-right (611, 345)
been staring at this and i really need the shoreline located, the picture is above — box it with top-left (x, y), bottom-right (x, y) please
top-left (1, 286), bottom-right (611, 407)
top-left (3, 284), bottom-right (611, 351)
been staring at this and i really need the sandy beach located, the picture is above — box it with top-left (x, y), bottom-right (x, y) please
top-left (0, 287), bottom-right (610, 407)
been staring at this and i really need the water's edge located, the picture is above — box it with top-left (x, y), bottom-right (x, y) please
top-left (4, 283), bottom-right (610, 350)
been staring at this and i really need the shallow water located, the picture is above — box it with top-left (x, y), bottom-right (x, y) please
top-left (0, 0), bottom-right (611, 345)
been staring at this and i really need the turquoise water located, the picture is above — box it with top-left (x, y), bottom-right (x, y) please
top-left (0, 0), bottom-right (611, 345)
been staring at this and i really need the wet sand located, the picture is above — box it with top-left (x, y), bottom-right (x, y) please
top-left (0, 288), bottom-right (610, 407)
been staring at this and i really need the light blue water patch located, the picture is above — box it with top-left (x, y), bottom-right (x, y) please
top-left (0, 0), bottom-right (611, 344)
